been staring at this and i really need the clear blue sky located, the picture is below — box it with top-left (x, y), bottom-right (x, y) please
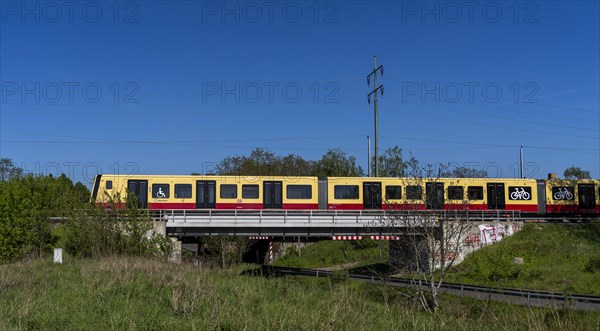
top-left (1, 0), bottom-right (599, 186)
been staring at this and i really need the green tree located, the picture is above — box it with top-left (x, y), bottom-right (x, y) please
top-left (563, 166), bottom-right (591, 179)
top-left (216, 148), bottom-right (315, 176)
top-left (0, 158), bottom-right (23, 182)
top-left (373, 145), bottom-right (407, 177)
top-left (0, 172), bottom-right (95, 262)
top-left (440, 165), bottom-right (488, 178)
top-left (313, 149), bottom-right (363, 179)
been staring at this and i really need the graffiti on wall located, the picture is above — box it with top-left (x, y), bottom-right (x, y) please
top-left (477, 224), bottom-right (517, 244)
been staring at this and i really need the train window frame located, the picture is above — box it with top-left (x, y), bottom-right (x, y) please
top-left (448, 186), bottom-right (464, 200)
top-left (385, 185), bottom-right (402, 200)
top-left (220, 184), bottom-right (238, 199)
top-left (508, 186), bottom-right (532, 201)
top-left (286, 185), bottom-right (312, 200)
top-left (174, 184), bottom-right (192, 199)
top-left (334, 185), bottom-right (359, 200)
top-left (152, 184), bottom-right (170, 199)
top-left (242, 184), bottom-right (259, 199)
top-left (106, 180), bottom-right (112, 190)
top-left (467, 186), bottom-right (483, 200)
top-left (551, 186), bottom-right (574, 201)
top-left (406, 186), bottom-right (422, 200)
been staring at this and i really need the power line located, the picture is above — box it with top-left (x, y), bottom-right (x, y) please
top-left (384, 102), bottom-right (598, 132)
top-left (381, 107), bottom-right (598, 140)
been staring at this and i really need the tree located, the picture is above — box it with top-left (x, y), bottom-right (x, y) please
top-left (313, 148), bottom-right (363, 179)
top-left (440, 165), bottom-right (488, 178)
top-left (216, 148), bottom-right (315, 176)
top-left (377, 165), bottom-right (472, 313)
top-left (563, 166), bottom-right (591, 180)
top-left (0, 158), bottom-right (23, 182)
top-left (373, 145), bottom-right (407, 177)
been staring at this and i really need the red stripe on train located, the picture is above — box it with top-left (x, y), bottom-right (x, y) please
top-left (149, 202), bottom-right (196, 209)
top-left (504, 204), bottom-right (538, 212)
top-left (546, 204), bottom-right (600, 213)
top-left (283, 203), bottom-right (319, 210)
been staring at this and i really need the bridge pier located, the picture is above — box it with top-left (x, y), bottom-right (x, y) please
top-left (389, 236), bottom-right (430, 272)
top-left (169, 237), bottom-right (182, 263)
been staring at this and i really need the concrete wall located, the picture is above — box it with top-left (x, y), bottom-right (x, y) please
top-left (390, 221), bottom-right (523, 272)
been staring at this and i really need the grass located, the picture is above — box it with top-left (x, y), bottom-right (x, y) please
top-left (1, 256), bottom-right (599, 330)
top-left (272, 224), bottom-right (600, 297)
top-left (446, 224), bottom-right (600, 295)
top-left (273, 240), bottom-right (388, 268)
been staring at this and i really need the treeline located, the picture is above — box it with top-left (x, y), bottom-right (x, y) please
top-left (0, 158), bottom-right (170, 263)
top-left (213, 147), bottom-right (488, 178)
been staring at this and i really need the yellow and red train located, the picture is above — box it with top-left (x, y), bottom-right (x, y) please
top-left (92, 174), bottom-right (600, 216)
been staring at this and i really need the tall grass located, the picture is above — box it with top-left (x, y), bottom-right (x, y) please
top-left (447, 224), bottom-right (600, 295)
top-left (275, 240), bottom-right (387, 268)
top-left (1, 256), bottom-right (598, 330)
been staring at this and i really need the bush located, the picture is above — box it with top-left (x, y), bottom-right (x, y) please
top-left (63, 202), bottom-right (172, 258)
top-left (0, 174), bottom-right (83, 263)
top-left (583, 255), bottom-right (600, 273)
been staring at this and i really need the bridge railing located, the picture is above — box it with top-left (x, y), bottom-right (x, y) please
top-left (156, 209), bottom-right (523, 227)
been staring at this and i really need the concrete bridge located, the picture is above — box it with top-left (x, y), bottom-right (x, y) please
top-left (157, 209), bottom-right (523, 237)
top-left (152, 210), bottom-right (524, 268)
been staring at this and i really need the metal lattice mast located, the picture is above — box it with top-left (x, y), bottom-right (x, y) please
top-left (367, 55), bottom-right (384, 177)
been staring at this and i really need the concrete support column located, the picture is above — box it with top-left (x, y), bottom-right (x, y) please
top-left (153, 220), bottom-right (167, 237)
top-left (169, 237), bottom-right (182, 263)
top-left (389, 236), bottom-right (430, 273)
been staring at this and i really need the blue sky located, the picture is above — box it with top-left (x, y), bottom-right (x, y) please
top-left (1, 0), bottom-right (599, 186)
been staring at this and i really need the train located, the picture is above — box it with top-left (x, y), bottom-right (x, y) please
top-left (91, 174), bottom-right (600, 216)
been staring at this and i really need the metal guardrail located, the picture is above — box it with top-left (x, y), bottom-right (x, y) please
top-left (263, 265), bottom-right (600, 311)
top-left (160, 209), bottom-right (526, 228)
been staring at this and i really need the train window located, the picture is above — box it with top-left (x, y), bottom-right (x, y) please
top-left (334, 185), bottom-right (359, 199)
top-left (551, 187), bottom-right (574, 201)
top-left (448, 186), bottom-right (464, 200)
top-left (386, 186), bottom-right (402, 200)
top-left (152, 184), bottom-right (170, 199)
top-left (175, 184), bottom-right (192, 199)
top-left (508, 186), bottom-right (532, 200)
top-left (467, 186), bottom-right (483, 200)
top-left (220, 184), bottom-right (237, 199)
top-left (406, 186), bottom-right (422, 200)
top-left (286, 185), bottom-right (312, 199)
top-left (242, 184), bottom-right (259, 199)
top-left (106, 180), bottom-right (112, 190)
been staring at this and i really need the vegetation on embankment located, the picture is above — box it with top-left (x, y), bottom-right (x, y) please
top-left (446, 224), bottom-right (600, 295)
top-left (274, 240), bottom-right (388, 268)
top-left (1, 256), bottom-right (599, 330)
top-left (274, 224), bottom-right (600, 297)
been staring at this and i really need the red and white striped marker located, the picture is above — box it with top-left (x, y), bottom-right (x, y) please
top-left (369, 235), bottom-right (402, 241)
top-left (268, 241), bottom-right (273, 264)
top-left (249, 236), bottom-right (270, 240)
top-left (332, 235), bottom-right (363, 241)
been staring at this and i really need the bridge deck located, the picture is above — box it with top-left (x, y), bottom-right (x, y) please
top-left (160, 209), bottom-right (524, 237)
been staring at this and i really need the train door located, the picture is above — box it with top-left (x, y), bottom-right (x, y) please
top-left (425, 182), bottom-right (444, 209)
top-left (127, 180), bottom-right (148, 208)
top-left (263, 181), bottom-right (283, 209)
top-left (196, 180), bottom-right (216, 208)
top-left (578, 184), bottom-right (596, 210)
top-left (363, 182), bottom-right (382, 209)
top-left (487, 183), bottom-right (506, 210)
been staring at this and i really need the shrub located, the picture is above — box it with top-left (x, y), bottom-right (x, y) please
top-left (583, 255), bottom-right (600, 273)
top-left (63, 204), bottom-right (172, 258)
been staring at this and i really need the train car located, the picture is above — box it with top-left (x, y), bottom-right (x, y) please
top-left (542, 178), bottom-right (600, 215)
top-left (325, 177), bottom-right (539, 213)
top-left (92, 174), bottom-right (320, 210)
top-left (92, 174), bottom-right (599, 217)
